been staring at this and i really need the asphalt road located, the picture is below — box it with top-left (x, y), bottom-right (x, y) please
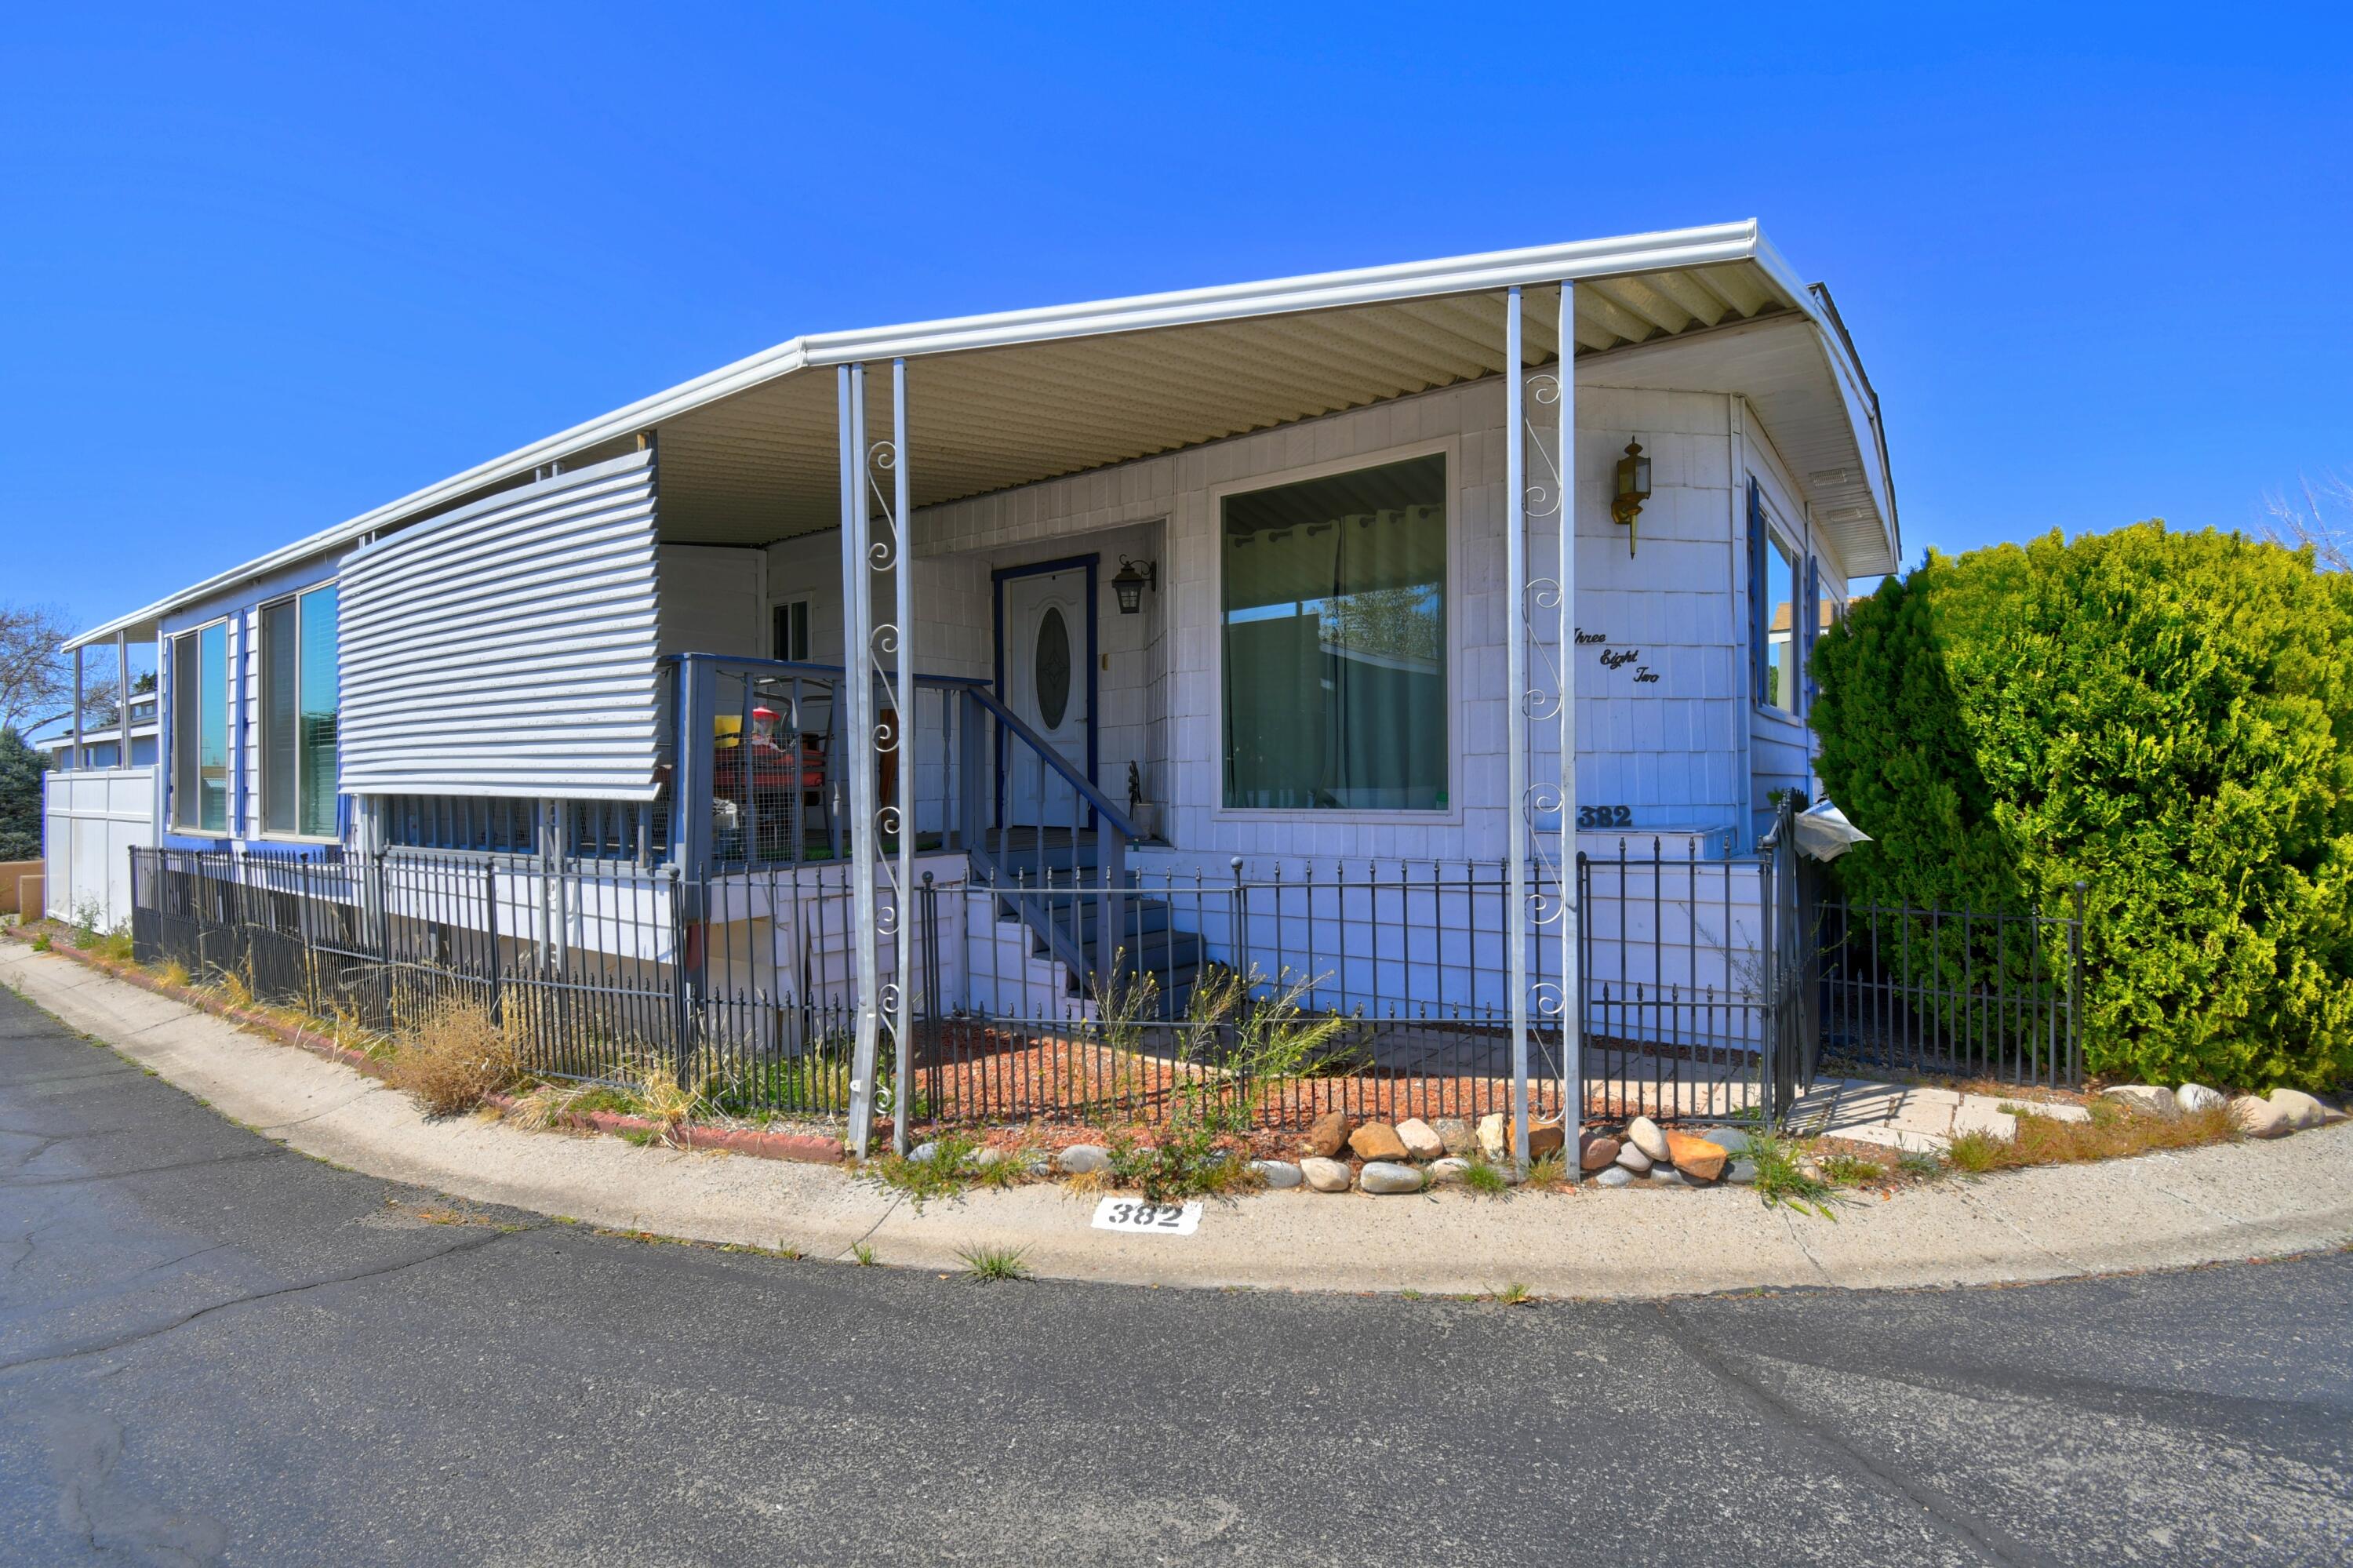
top-left (3, 985), bottom-right (2349, 1567)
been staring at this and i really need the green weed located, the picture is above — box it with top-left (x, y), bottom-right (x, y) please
top-left (957, 1245), bottom-right (1031, 1282)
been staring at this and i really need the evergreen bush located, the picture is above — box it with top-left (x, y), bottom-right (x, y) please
top-left (1812, 522), bottom-right (2353, 1091)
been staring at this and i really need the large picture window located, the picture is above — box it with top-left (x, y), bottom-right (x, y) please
top-left (1220, 453), bottom-right (1448, 811)
top-left (261, 584), bottom-right (340, 838)
top-left (169, 620), bottom-right (230, 834)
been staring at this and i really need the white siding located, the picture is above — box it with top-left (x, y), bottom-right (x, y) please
top-left (338, 450), bottom-right (662, 800)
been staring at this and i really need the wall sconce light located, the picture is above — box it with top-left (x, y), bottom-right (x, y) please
top-left (1612, 440), bottom-right (1651, 556)
top-left (1112, 555), bottom-right (1156, 614)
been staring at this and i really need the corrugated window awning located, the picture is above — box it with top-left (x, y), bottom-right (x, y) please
top-left (336, 449), bottom-right (663, 801)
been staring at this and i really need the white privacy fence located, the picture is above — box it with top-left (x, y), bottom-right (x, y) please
top-left (42, 767), bottom-right (158, 930)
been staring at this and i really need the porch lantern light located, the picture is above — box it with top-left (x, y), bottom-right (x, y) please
top-left (1612, 440), bottom-right (1650, 556)
top-left (1111, 555), bottom-right (1156, 614)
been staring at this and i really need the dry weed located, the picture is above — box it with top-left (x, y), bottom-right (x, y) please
top-left (382, 998), bottom-right (521, 1116)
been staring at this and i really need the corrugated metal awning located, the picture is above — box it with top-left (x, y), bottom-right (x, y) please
top-left (68, 220), bottom-right (1898, 648)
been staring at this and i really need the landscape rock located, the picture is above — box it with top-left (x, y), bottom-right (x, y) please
top-left (1300, 1156), bottom-right (1353, 1192)
top-left (1614, 1143), bottom-right (1653, 1174)
top-left (1433, 1118), bottom-right (1476, 1155)
top-left (1396, 1118), bottom-right (1446, 1160)
top-left (1649, 1166), bottom-right (1690, 1186)
top-left (1250, 1159), bottom-right (1304, 1190)
top-left (1592, 1166), bottom-right (1635, 1188)
top-left (2174, 1082), bottom-right (2225, 1115)
top-left (1056, 1143), bottom-right (1111, 1174)
top-left (907, 1141), bottom-right (940, 1164)
top-left (1664, 1131), bottom-right (1730, 1182)
top-left (1695, 1126), bottom-right (1751, 1155)
top-left (2102, 1085), bottom-right (2179, 1118)
top-left (1022, 1149), bottom-right (1056, 1175)
top-left (1302, 1111), bottom-right (1356, 1159)
top-left (1349, 1122), bottom-right (1410, 1162)
top-left (2268, 1089), bottom-right (2329, 1130)
top-left (1527, 1119), bottom-right (1566, 1159)
top-left (1725, 1159), bottom-right (1758, 1185)
top-left (1476, 1112), bottom-right (1507, 1159)
top-left (1358, 1161), bottom-right (1426, 1195)
top-left (972, 1145), bottom-right (1009, 1166)
top-left (2229, 1095), bottom-right (2292, 1139)
top-left (1951, 1103), bottom-right (2019, 1143)
top-left (1427, 1157), bottom-right (1471, 1186)
top-left (1626, 1115), bottom-right (1670, 1162)
top-left (1580, 1134), bottom-right (1621, 1172)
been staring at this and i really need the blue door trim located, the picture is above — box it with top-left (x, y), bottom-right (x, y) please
top-left (991, 555), bottom-right (1098, 831)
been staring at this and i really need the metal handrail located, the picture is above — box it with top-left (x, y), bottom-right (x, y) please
top-left (962, 684), bottom-right (1144, 842)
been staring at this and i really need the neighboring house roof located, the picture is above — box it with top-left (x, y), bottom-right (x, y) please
top-left (68, 219), bottom-right (1897, 650)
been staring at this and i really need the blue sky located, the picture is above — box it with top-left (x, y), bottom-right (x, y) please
top-left (5, 3), bottom-right (2349, 633)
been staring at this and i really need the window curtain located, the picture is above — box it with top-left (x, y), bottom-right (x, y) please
top-left (1222, 454), bottom-right (1446, 810)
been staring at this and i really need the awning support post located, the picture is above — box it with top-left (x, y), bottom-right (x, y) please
top-left (839, 364), bottom-right (884, 1159)
top-left (116, 631), bottom-right (132, 762)
top-left (1551, 282), bottom-right (1581, 1181)
top-left (1505, 286), bottom-right (1531, 1170)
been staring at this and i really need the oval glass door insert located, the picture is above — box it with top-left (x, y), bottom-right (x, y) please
top-left (1034, 606), bottom-right (1072, 729)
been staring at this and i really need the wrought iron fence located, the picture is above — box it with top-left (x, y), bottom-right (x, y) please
top-left (1815, 885), bottom-right (2085, 1089)
top-left (125, 831), bottom-right (2083, 1143)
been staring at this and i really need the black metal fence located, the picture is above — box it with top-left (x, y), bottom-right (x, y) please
top-left (126, 831), bottom-right (2085, 1139)
top-left (1815, 885), bottom-right (2086, 1088)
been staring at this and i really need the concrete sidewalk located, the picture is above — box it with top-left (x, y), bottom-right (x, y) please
top-left (5, 939), bottom-right (2349, 1297)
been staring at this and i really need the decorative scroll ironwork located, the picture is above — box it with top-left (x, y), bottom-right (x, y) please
top-left (1510, 289), bottom-right (1580, 1177)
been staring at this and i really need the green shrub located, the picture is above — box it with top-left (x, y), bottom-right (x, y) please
top-left (1812, 522), bottom-right (2353, 1091)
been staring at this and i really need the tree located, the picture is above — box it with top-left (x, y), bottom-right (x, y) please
top-left (0, 725), bottom-right (46, 860)
top-left (0, 602), bottom-right (75, 738)
top-left (2264, 470), bottom-right (2353, 574)
top-left (1811, 522), bottom-right (2353, 1093)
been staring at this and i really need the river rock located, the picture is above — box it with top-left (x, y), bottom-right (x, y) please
top-left (1396, 1118), bottom-right (1446, 1160)
top-left (2102, 1085), bottom-right (2178, 1118)
top-left (1476, 1112), bottom-right (1507, 1159)
top-left (1615, 1142), bottom-right (1653, 1174)
top-left (1349, 1122), bottom-right (1410, 1162)
top-left (2229, 1095), bottom-right (2291, 1139)
top-left (907, 1141), bottom-right (940, 1164)
top-left (1251, 1159), bottom-right (1304, 1189)
top-left (1592, 1166), bottom-right (1635, 1188)
top-left (1580, 1134), bottom-right (1621, 1173)
top-left (2174, 1082), bottom-right (2225, 1115)
top-left (1725, 1159), bottom-right (1758, 1185)
top-left (1626, 1115), bottom-right (1670, 1162)
top-left (1056, 1143), bottom-right (1111, 1174)
top-left (1696, 1126), bottom-right (1752, 1155)
top-left (1433, 1118), bottom-right (1476, 1155)
top-left (1358, 1161), bottom-right (1426, 1195)
top-left (1300, 1156), bottom-right (1353, 1192)
top-left (1302, 1111), bottom-right (1355, 1159)
top-left (1650, 1166), bottom-right (1690, 1186)
top-left (1427, 1157), bottom-right (1471, 1186)
top-left (1528, 1119), bottom-right (1566, 1158)
top-left (2268, 1089), bottom-right (2329, 1130)
top-left (1664, 1131), bottom-right (1730, 1182)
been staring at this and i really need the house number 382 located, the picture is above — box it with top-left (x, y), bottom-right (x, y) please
top-left (1576, 805), bottom-right (1634, 828)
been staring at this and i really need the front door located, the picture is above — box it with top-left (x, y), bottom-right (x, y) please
top-left (999, 565), bottom-right (1093, 829)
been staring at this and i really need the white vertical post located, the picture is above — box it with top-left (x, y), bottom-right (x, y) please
top-left (1558, 281), bottom-right (1582, 1179)
top-left (116, 630), bottom-right (132, 763)
top-left (890, 357), bottom-right (915, 1155)
top-left (71, 644), bottom-right (84, 770)
top-left (1504, 286), bottom-right (1530, 1169)
top-left (840, 363), bottom-right (883, 1157)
